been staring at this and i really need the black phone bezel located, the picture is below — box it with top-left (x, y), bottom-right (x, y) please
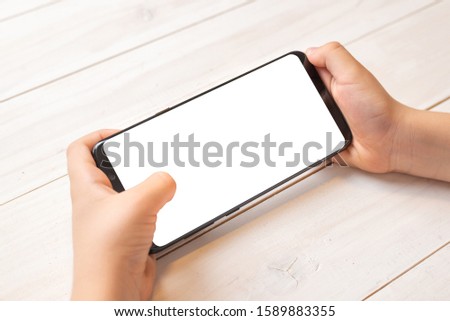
top-left (92, 51), bottom-right (352, 254)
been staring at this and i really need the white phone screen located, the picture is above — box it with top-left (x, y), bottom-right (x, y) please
top-left (103, 53), bottom-right (346, 248)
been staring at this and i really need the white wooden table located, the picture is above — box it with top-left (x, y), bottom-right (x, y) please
top-left (0, 0), bottom-right (449, 300)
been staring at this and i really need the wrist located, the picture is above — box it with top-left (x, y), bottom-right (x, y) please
top-left (389, 103), bottom-right (450, 182)
top-left (391, 102), bottom-right (420, 174)
top-left (389, 102), bottom-right (417, 175)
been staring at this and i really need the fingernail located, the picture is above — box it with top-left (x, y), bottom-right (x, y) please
top-left (306, 47), bottom-right (317, 55)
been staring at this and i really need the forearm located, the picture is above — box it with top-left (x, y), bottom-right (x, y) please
top-left (393, 105), bottom-right (450, 182)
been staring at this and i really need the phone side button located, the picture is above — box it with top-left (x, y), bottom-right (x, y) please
top-left (225, 206), bottom-right (241, 216)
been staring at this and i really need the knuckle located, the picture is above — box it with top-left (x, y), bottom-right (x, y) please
top-left (328, 41), bottom-right (343, 50)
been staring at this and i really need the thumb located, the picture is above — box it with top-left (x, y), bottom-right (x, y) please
top-left (124, 172), bottom-right (176, 216)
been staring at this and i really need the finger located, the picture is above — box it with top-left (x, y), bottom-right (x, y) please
top-left (306, 42), bottom-right (367, 83)
top-left (67, 129), bottom-right (119, 192)
top-left (124, 171), bottom-right (177, 216)
top-left (332, 149), bottom-right (357, 168)
top-left (332, 151), bottom-right (352, 167)
top-left (315, 66), bottom-right (333, 93)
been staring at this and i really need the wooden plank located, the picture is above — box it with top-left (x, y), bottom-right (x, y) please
top-left (0, 0), bottom-right (433, 204)
top-left (367, 243), bottom-right (450, 300)
top-left (0, 0), bottom-right (58, 22)
top-left (0, 0), bottom-right (248, 102)
top-left (0, 178), bottom-right (72, 300)
top-left (363, 99), bottom-right (450, 301)
top-left (346, 1), bottom-right (450, 110)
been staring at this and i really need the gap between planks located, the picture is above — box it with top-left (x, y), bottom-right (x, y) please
top-left (0, 0), bottom-right (434, 105)
top-left (0, 0), bottom-right (253, 104)
top-left (362, 241), bottom-right (450, 300)
top-left (1, 1), bottom-right (448, 299)
top-left (6, 95), bottom-right (447, 206)
top-left (0, 174), bottom-right (67, 207)
top-left (2, 2), bottom-right (448, 276)
top-left (0, 0), bottom-right (61, 24)
top-left (360, 90), bottom-right (450, 300)
top-left (2, 88), bottom-right (447, 208)
top-left (0, 0), bottom-right (443, 205)
top-left (425, 95), bottom-right (450, 111)
top-left (345, 0), bottom-right (440, 46)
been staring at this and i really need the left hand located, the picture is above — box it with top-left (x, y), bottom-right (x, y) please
top-left (67, 129), bottom-right (176, 300)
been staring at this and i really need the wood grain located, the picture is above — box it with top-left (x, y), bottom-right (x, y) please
top-left (346, 1), bottom-right (450, 109)
top-left (0, 0), bottom-right (434, 204)
top-left (0, 0), bottom-right (248, 102)
top-left (1, 0), bottom-right (449, 300)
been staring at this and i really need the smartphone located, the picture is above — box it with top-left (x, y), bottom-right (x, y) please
top-left (93, 51), bottom-right (352, 255)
